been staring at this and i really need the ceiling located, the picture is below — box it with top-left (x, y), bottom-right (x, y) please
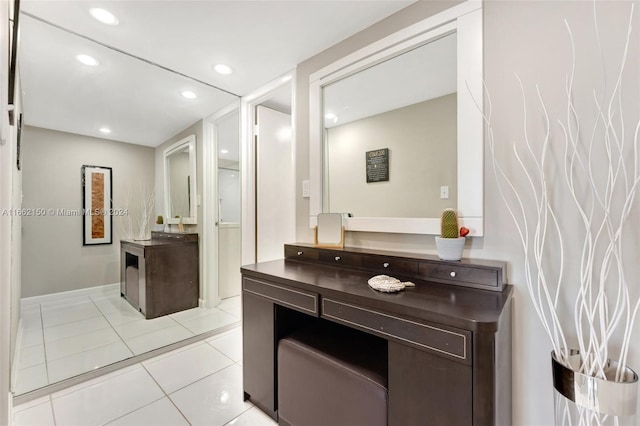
top-left (324, 32), bottom-right (457, 128)
top-left (18, 0), bottom-right (414, 147)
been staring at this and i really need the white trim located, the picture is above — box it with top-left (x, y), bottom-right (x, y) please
top-left (1, 2), bottom-right (15, 423)
top-left (20, 283), bottom-right (120, 307)
top-left (309, 1), bottom-right (481, 83)
top-left (163, 134), bottom-right (197, 224)
top-left (241, 70), bottom-right (296, 266)
top-left (309, 216), bottom-right (483, 236)
top-left (202, 101), bottom-right (241, 309)
top-left (309, 0), bottom-right (484, 236)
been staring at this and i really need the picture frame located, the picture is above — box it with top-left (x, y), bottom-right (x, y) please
top-left (82, 165), bottom-right (113, 245)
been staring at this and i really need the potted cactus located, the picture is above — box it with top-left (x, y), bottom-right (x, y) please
top-left (154, 215), bottom-right (164, 232)
top-left (434, 208), bottom-right (467, 261)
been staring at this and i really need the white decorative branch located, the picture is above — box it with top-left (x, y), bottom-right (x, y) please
top-left (134, 183), bottom-right (155, 240)
top-left (481, 2), bottom-right (639, 392)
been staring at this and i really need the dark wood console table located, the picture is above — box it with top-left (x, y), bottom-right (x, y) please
top-left (120, 231), bottom-right (199, 319)
top-left (241, 243), bottom-right (513, 425)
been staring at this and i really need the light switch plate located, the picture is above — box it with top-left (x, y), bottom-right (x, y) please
top-left (440, 186), bottom-right (449, 199)
top-left (302, 180), bottom-right (310, 198)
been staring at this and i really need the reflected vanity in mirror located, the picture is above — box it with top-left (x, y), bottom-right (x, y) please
top-left (164, 135), bottom-right (197, 224)
top-left (309, 0), bottom-right (484, 236)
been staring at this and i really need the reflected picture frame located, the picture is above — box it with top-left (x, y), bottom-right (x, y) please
top-left (82, 165), bottom-right (113, 246)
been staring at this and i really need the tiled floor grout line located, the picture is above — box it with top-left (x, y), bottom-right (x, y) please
top-left (48, 394), bottom-right (57, 426)
top-left (14, 327), bottom-right (252, 426)
top-left (15, 294), bottom-right (242, 400)
top-left (92, 363), bottom-right (180, 426)
top-left (139, 363), bottom-right (193, 426)
top-left (39, 304), bottom-right (52, 388)
top-left (89, 293), bottom-right (138, 357)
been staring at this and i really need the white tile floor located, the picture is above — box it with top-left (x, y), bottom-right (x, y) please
top-left (15, 286), bottom-right (241, 395)
top-left (13, 328), bottom-right (277, 426)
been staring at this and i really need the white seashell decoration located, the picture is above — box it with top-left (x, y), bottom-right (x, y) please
top-left (367, 275), bottom-right (416, 293)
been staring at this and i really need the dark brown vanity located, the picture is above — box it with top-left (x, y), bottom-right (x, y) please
top-left (241, 243), bottom-right (512, 425)
top-left (120, 231), bottom-right (199, 319)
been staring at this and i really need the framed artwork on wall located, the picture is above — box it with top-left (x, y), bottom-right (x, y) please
top-left (82, 165), bottom-right (113, 245)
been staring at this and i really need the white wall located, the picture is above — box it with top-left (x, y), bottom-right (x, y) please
top-left (21, 126), bottom-right (155, 297)
top-left (295, 1), bottom-right (640, 424)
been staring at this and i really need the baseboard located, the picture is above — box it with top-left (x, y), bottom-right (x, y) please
top-left (7, 391), bottom-right (12, 426)
top-left (21, 283), bottom-right (120, 308)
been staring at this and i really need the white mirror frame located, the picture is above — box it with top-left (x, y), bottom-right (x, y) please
top-left (309, 0), bottom-right (483, 236)
top-left (164, 134), bottom-right (197, 225)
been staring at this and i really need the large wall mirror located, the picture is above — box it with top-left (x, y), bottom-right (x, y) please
top-left (164, 135), bottom-right (197, 224)
top-left (309, 0), bottom-right (484, 236)
top-left (15, 8), bottom-right (238, 397)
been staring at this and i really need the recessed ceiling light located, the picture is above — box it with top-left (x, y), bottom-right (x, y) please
top-left (90, 8), bottom-right (119, 25)
top-left (181, 91), bottom-right (197, 99)
top-left (214, 64), bottom-right (233, 75)
top-left (76, 54), bottom-right (99, 66)
top-left (220, 149), bottom-right (229, 154)
top-left (99, 127), bottom-right (111, 134)
top-left (325, 113), bottom-right (338, 124)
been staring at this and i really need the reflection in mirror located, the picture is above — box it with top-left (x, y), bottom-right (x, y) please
top-left (323, 33), bottom-right (457, 218)
top-left (314, 213), bottom-right (344, 248)
top-left (217, 111), bottom-right (241, 224)
top-left (15, 12), bottom-right (240, 396)
top-left (309, 1), bottom-right (483, 235)
top-left (164, 135), bottom-right (197, 223)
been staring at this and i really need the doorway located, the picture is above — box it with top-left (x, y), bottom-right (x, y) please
top-left (216, 111), bottom-right (242, 299)
top-left (202, 103), bottom-right (242, 307)
top-left (241, 73), bottom-right (295, 266)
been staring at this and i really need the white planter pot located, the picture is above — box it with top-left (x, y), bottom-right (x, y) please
top-left (435, 237), bottom-right (465, 261)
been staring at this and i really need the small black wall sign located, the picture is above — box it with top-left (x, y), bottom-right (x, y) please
top-left (366, 148), bottom-right (389, 183)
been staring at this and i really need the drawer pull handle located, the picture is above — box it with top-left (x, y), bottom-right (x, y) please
top-left (383, 262), bottom-right (390, 268)
top-left (335, 256), bottom-right (341, 261)
top-left (297, 251), bottom-right (303, 256)
top-left (450, 271), bottom-right (456, 278)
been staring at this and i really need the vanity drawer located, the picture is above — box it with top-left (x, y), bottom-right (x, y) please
top-left (361, 256), bottom-right (418, 276)
top-left (418, 263), bottom-right (502, 291)
top-left (318, 251), bottom-right (361, 268)
top-left (321, 298), bottom-right (471, 364)
top-left (284, 245), bottom-right (319, 261)
top-left (243, 277), bottom-right (318, 316)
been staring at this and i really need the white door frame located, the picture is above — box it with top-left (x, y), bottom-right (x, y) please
top-left (241, 71), bottom-right (296, 266)
top-left (202, 100), bottom-right (241, 308)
